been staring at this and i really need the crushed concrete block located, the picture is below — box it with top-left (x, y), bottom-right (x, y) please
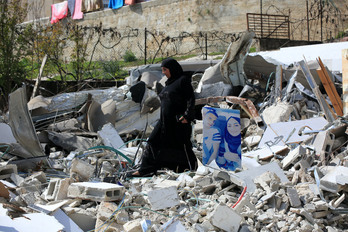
top-left (320, 166), bottom-right (348, 193)
top-left (96, 201), bottom-right (124, 231)
top-left (10, 173), bottom-right (24, 186)
top-left (161, 218), bottom-right (188, 232)
top-left (69, 159), bottom-right (94, 182)
top-left (0, 164), bottom-right (17, 179)
top-left (312, 210), bottom-right (329, 219)
top-left (63, 206), bottom-right (97, 231)
top-left (313, 200), bottom-right (329, 211)
top-left (123, 219), bottom-right (142, 232)
top-left (210, 204), bottom-right (242, 231)
top-left (282, 145), bottom-right (306, 169)
top-left (44, 178), bottom-right (70, 201)
top-left (25, 171), bottom-right (47, 183)
top-left (254, 171), bottom-right (281, 194)
top-left (290, 208), bottom-right (315, 224)
top-left (195, 177), bottom-right (213, 187)
top-left (287, 187), bottom-right (301, 207)
top-left (312, 130), bottom-right (335, 163)
top-left (261, 102), bottom-right (293, 125)
top-left (147, 186), bottom-right (179, 210)
top-left (21, 192), bottom-right (39, 205)
top-left (68, 182), bottom-right (125, 202)
top-left (19, 178), bottom-right (42, 193)
top-left (244, 135), bottom-right (262, 147)
top-left (235, 162), bottom-right (289, 193)
top-left (304, 203), bottom-right (316, 213)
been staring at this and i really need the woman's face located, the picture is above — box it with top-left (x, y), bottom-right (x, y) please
top-left (162, 67), bottom-right (171, 78)
top-left (204, 112), bottom-right (217, 128)
top-left (227, 118), bottom-right (241, 136)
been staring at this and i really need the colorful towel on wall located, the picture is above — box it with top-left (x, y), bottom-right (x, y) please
top-left (82, 0), bottom-right (104, 12)
top-left (108, 0), bottom-right (123, 9)
top-left (68, 0), bottom-right (76, 16)
top-left (72, 0), bottom-right (83, 19)
top-left (51, 1), bottom-right (68, 24)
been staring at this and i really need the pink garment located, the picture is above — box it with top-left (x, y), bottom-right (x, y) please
top-left (125, 0), bottom-right (136, 5)
top-left (72, 0), bottom-right (83, 19)
top-left (51, 1), bottom-right (68, 24)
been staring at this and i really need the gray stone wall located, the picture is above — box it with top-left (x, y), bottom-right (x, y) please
top-left (27, 0), bottom-right (348, 42)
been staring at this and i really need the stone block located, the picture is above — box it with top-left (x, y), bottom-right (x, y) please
top-left (123, 219), bottom-right (142, 232)
top-left (282, 145), bottom-right (306, 169)
top-left (68, 182), bottom-right (125, 202)
top-left (210, 204), bottom-right (242, 231)
top-left (312, 131), bottom-right (335, 163)
top-left (147, 186), bottom-right (179, 210)
top-left (287, 187), bottom-right (302, 207)
top-left (45, 178), bottom-right (70, 201)
top-left (161, 218), bottom-right (188, 232)
top-left (25, 171), bottom-right (47, 183)
top-left (69, 159), bottom-right (94, 181)
top-left (10, 173), bottom-right (24, 186)
top-left (0, 164), bottom-right (17, 180)
top-left (320, 166), bottom-right (348, 193)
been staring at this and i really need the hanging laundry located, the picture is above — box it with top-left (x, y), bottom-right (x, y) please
top-left (82, 0), bottom-right (104, 12)
top-left (51, 1), bottom-right (68, 24)
top-left (108, 0), bottom-right (123, 9)
top-left (72, 0), bottom-right (83, 19)
top-left (125, 0), bottom-right (136, 5)
top-left (68, 0), bottom-right (76, 16)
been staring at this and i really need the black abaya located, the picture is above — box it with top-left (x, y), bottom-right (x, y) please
top-left (138, 58), bottom-right (197, 175)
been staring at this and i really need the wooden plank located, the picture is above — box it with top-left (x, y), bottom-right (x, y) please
top-left (343, 49), bottom-right (348, 116)
top-left (298, 59), bottom-right (336, 122)
top-left (316, 57), bottom-right (343, 116)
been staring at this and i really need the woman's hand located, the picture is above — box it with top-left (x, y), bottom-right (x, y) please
top-left (179, 116), bottom-right (188, 124)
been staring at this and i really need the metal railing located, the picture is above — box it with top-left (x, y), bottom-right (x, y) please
top-left (247, 13), bottom-right (290, 39)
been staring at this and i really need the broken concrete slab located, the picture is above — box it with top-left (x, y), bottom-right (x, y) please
top-left (258, 117), bottom-right (328, 148)
top-left (262, 102), bottom-right (294, 125)
top-left (8, 87), bottom-right (46, 158)
top-left (87, 99), bottom-right (117, 132)
top-left (235, 162), bottom-right (289, 193)
top-left (282, 145), bottom-right (306, 169)
top-left (48, 131), bottom-right (96, 152)
top-left (319, 166), bottom-right (348, 193)
top-left (0, 164), bottom-right (17, 180)
top-left (209, 203), bottom-right (242, 231)
top-left (147, 186), bottom-right (180, 210)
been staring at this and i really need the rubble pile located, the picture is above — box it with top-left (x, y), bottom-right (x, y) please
top-left (1, 32), bottom-right (348, 231)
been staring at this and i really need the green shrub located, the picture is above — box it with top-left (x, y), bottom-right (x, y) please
top-left (123, 50), bottom-right (137, 62)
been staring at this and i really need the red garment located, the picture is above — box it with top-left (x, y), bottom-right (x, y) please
top-left (125, 0), bottom-right (136, 5)
top-left (51, 1), bottom-right (68, 24)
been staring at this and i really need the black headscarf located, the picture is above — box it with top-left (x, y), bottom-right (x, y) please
top-left (161, 58), bottom-right (184, 83)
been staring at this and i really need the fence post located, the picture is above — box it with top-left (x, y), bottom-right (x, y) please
top-left (144, 27), bottom-right (147, 65)
top-left (205, 33), bottom-right (208, 60)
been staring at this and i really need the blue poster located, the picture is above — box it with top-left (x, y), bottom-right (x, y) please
top-left (202, 106), bottom-right (241, 171)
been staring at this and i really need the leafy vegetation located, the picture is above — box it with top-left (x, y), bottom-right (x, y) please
top-left (0, 0), bottom-right (29, 110)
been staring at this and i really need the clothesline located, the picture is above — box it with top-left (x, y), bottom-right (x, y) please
top-left (51, 0), bottom-right (151, 24)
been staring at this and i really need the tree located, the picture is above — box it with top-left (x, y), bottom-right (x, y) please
top-left (0, 0), bottom-right (30, 111)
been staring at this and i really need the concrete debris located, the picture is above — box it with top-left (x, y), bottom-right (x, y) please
top-left (1, 40), bottom-right (348, 232)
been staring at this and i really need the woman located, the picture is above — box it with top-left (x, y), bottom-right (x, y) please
top-left (202, 108), bottom-right (222, 165)
top-left (216, 116), bottom-right (241, 171)
top-left (132, 58), bottom-right (197, 176)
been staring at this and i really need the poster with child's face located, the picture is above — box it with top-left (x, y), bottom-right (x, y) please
top-left (202, 106), bottom-right (241, 171)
